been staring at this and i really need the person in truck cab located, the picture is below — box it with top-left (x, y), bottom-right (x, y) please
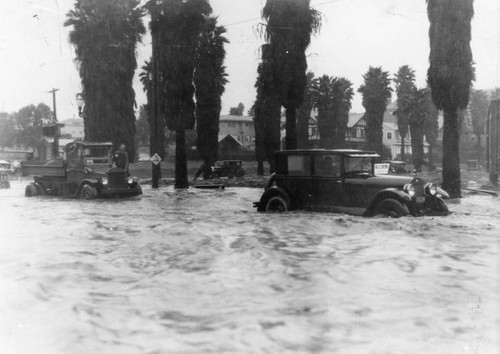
top-left (113, 144), bottom-right (129, 172)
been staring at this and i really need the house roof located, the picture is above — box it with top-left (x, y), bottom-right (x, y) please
top-left (348, 113), bottom-right (364, 127)
top-left (218, 134), bottom-right (243, 146)
top-left (219, 115), bottom-right (253, 123)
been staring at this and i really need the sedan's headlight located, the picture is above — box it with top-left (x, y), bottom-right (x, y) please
top-left (101, 177), bottom-right (108, 186)
top-left (404, 184), bottom-right (415, 197)
top-left (425, 183), bottom-right (437, 196)
top-left (128, 177), bottom-right (134, 184)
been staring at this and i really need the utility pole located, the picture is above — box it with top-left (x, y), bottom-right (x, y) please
top-left (47, 88), bottom-right (60, 158)
top-left (47, 88), bottom-right (60, 122)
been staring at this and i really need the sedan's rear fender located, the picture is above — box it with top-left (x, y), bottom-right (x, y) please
top-left (364, 188), bottom-right (411, 216)
top-left (264, 173), bottom-right (277, 190)
top-left (257, 186), bottom-right (291, 212)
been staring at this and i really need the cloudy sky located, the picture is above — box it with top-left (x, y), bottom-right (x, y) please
top-left (0, 0), bottom-right (498, 121)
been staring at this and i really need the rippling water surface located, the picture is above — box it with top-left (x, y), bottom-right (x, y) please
top-left (0, 181), bottom-right (499, 353)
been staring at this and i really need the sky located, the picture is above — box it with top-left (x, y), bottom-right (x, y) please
top-left (0, 0), bottom-right (499, 121)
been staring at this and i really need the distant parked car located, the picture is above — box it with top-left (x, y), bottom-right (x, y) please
top-left (194, 160), bottom-right (246, 181)
top-left (254, 149), bottom-right (449, 217)
top-left (0, 160), bottom-right (10, 189)
top-left (382, 160), bottom-right (410, 174)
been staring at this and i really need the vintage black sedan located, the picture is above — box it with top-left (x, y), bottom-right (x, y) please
top-left (254, 149), bottom-right (449, 217)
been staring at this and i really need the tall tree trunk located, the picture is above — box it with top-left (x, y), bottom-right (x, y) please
top-left (265, 105), bottom-right (281, 173)
top-left (400, 136), bottom-right (405, 161)
top-left (428, 144), bottom-right (434, 169)
top-left (410, 124), bottom-right (424, 172)
top-left (442, 108), bottom-right (461, 198)
top-left (297, 108), bottom-right (310, 149)
top-left (257, 161), bottom-right (264, 176)
top-left (175, 129), bottom-right (188, 189)
top-left (285, 107), bottom-right (297, 149)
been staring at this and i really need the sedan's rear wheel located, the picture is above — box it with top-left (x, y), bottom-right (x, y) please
top-left (265, 195), bottom-right (289, 212)
top-left (374, 198), bottom-right (409, 218)
top-left (80, 184), bottom-right (97, 200)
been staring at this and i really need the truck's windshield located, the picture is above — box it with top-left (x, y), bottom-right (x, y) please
top-left (83, 147), bottom-right (111, 165)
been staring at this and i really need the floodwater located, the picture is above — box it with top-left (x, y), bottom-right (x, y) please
top-left (0, 181), bottom-right (499, 354)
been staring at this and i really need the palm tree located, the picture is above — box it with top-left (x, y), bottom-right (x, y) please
top-left (262, 0), bottom-right (321, 150)
top-left (358, 66), bottom-right (392, 155)
top-left (297, 72), bottom-right (315, 148)
top-left (65, 0), bottom-right (145, 162)
top-left (393, 65), bottom-right (416, 161)
top-left (423, 89), bottom-right (439, 169)
top-left (194, 17), bottom-right (228, 178)
top-left (427, 0), bottom-right (474, 198)
top-left (408, 88), bottom-right (429, 171)
top-left (331, 77), bottom-right (354, 147)
top-left (254, 44), bottom-right (281, 173)
top-left (470, 89), bottom-right (489, 161)
top-left (313, 75), bottom-right (335, 148)
top-left (145, 0), bottom-right (212, 189)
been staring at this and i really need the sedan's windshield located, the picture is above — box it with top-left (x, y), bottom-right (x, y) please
top-left (345, 157), bottom-right (373, 174)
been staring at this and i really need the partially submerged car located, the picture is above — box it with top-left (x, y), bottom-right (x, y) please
top-left (22, 141), bottom-right (142, 199)
top-left (254, 149), bottom-right (449, 217)
top-left (212, 160), bottom-right (245, 178)
top-left (0, 160), bottom-right (10, 189)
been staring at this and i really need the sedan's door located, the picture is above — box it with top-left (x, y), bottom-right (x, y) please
top-left (310, 154), bottom-right (344, 211)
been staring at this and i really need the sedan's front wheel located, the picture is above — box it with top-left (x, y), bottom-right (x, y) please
top-left (374, 198), bottom-right (409, 218)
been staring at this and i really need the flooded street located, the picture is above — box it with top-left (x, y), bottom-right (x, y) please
top-left (0, 181), bottom-right (499, 354)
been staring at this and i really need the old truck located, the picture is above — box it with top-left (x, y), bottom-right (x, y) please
top-left (22, 141), bottom-right (142, 199)
top-left (486, 99), bottom-right (500, 184)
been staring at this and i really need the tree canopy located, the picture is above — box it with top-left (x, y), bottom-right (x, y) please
top-left (427, 0), bottom-right (474, 198)
top-left (358, 66), bottom-right (392, 155)
top-left (65, 0), bottom-right (145, 161)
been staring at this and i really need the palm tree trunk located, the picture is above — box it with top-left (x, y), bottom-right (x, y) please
top-left (401, 136), bottom-right (405, 160)
top-left (257, 160), bottom-right (264, 176)
top-left (285, 107), bottom-right (297, 150)
top-left (442, 108), bottom-right (461, 198)
top-left (175, 129), bottom-right (189, 189)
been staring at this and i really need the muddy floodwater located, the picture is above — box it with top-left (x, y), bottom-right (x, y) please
top-left (0, 181), bottom-right (499, 353)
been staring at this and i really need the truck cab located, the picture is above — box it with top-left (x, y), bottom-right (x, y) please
top-left (22, 141), bottom-right (142, 199)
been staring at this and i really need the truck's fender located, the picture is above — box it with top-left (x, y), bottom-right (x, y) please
top-left (256, 186), bottom-right (291, 212)
top-left (364, 188), bottom-right (411, 216)
top-left (76, 179), bottom-right (100, 196)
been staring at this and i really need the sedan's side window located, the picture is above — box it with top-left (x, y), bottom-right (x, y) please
top-left (287, 155), bottom-right (311, 176)
top-left (314, 155), bottom-right (341, 177)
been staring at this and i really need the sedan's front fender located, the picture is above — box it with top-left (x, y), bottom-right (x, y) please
top-left (364, 188), bottom-right (411, 216)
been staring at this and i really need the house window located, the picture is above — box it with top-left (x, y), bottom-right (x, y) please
top-left (228, 122), bottom-right (236, 128)
top-left (387, 132), bottom-right (392, 140)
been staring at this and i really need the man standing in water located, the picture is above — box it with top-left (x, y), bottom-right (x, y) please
top-left (113, 143), bottom-right (129, 172)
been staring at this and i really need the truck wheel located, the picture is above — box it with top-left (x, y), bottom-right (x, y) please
top-left (80, 184), bottom-right (97, 200)
top-left (374, 198), bottom-right (409, 218)
top-left (25, 183), bottom-right (38, 197)
top-left (265, 195), bottom-right (289, 212)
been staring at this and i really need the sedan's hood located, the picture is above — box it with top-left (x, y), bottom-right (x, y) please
top-left (345, 174), bottom-right (422, 188)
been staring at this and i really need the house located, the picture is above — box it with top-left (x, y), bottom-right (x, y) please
top-left (60, 118), bottom-right (84, 139)
top-left (219, 115), bottom-right (254, 149)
